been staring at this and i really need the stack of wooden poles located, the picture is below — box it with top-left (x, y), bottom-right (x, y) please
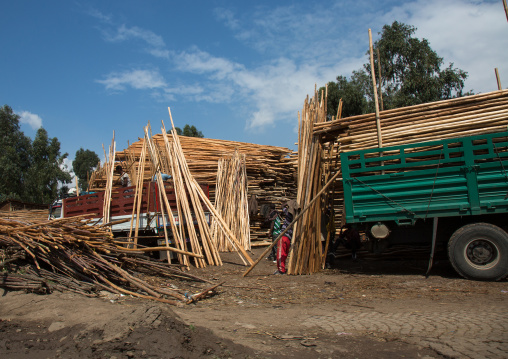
top-left (89, 126), bottom-right (297, 245)
top-left (117, 115), bottom-right (255, 268)
top-left (314, 89), bottom-right (508, 153)
top-left (102, 133), bottom-right (116, 224)
top-left (318, 89), bottom-right (508, 230)
top-left (149, 119), bottom-right (223, 268)
top-left (211, 150), bottom-right (250, 252)
top-left (286, 88), bottom-right (336, 275)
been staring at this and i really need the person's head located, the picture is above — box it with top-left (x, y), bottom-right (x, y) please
top-left (115, 165), bottom-right (123, 174)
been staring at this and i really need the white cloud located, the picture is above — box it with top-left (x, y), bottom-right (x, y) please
top-left (103, 24), bottom-right (169, 59)
top-left (18, 111), bottom-right (43, 130)
top-left (97, 69), bottom-right (167, 91)
top-left (62, 157), bottom-right (74, 174)
top-left (174, 48), bottom-right (244, 79)
top-left (149, 48), bottom-right (170, 59)
top-left (214, 8), bottom-right (240, 30)
top-left (172, 47), bottom-right (361, 128)
top-left (156, 84), bottom-right (204, 102)
top-left (106, 24), bottom-right (165, 47)
top-left (86, 8), bottom-right (112, 24)
top-left (164, 84), bottom-right (204, 96)
top-left (94, 9), bottom-right (365, 130)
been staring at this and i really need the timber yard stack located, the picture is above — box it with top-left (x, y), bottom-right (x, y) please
top-left (314, 89), bottom-right (508, 153)
top-left (88, 122), bottom-right (297, 246)
top-left (286, 89), bottom-right (334, 275)
top-left (291, 88), bottom-right (508, 275)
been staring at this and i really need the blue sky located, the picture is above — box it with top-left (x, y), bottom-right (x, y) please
top-left (1, 0), bottom-right (507, 174)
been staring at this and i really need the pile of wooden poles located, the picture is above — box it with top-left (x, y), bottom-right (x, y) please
top-left (285, 89), bottom-right (335, 274)
top-left (88, 122), bottom-right (297, 245)
top-left (314, 89), bottom-right (508, 153)
top-left (102, 133), bottom-right (116, 224)
top-left (118, 111), bottom-right (255, 268)
top-left (211, 150), bottom-right (250, 252)
top-left (0, 211), bottom-right (220, 304)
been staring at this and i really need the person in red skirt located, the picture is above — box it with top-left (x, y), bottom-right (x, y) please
top-left (275, 200), bottom-right (298, 274)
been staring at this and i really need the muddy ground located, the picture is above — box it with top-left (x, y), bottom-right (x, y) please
top-left (1, 246), bottom-right (507, 358)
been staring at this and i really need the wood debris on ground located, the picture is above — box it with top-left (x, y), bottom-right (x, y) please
top-left (0, 210), bottom-right (221, 305)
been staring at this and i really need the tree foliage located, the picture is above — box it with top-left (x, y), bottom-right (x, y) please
top-left (0, 105), bottom-right (71, 204)
top-left (73, 148), bottom-right (100, 192)
top-left (0, 105), bottom-right (32, 201)
top-left (322, 21), bottom-right (470, 119)
top-left (25, 128), bottom-right (72, 204)
top-left (326, 73), bottom-right (369, 119)
top-left (169, 124), bottom-right (204, 138)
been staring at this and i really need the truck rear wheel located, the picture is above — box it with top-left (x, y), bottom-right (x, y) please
top-left (448, 223), bottom-right (508, 281)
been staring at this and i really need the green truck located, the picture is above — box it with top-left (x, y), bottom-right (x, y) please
top-left (341, 130), bottom-right (508, 280)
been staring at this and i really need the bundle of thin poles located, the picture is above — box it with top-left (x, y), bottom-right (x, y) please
top-left (0, 214), bottom-right (219, 305)
top-left (102, 132), bottom-right (116, 224)
top-left (162, 110), bottom-right (254, 266)
top-left (211, 150), bottom-right (250, 252)
top-left (155, 119), bottom-right (222, 268)
top-left (286, 88), bottom-right (334, 275)
top-left (121, 113), bottom-right (254, 268)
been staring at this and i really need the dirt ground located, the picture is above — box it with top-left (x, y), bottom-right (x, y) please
top-left (1, 246), bottom-right (507, 358)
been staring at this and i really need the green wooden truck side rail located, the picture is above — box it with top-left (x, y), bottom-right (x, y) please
top-left (341, 130), bottom-right (508, 224)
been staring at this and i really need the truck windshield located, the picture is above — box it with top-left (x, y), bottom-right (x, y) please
top-left (49, 205), bottom-right (62, 219)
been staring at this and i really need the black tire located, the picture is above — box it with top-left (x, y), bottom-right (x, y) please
top-left (448, 223), bottom-right (508, 281)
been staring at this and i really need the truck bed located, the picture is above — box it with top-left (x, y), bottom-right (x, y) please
top-left (62, 182), bottom-right (210, 232)
top-left (341, 131), bottom-right (508, 224)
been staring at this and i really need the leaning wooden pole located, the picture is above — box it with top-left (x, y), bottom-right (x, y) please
top-left (369, 29), bottom-right (383, 149)
top-left (376, 47), bottom-right (384, 111)
top-left (243, 169), bottom-right (341, 277)
top-left (495, 68), bottom-right (502, 90)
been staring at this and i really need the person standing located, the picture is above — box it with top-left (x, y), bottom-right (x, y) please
top-left (265, 204), bottom-right (281, 261)
top-left (275, 200), bottom-right (298, 274)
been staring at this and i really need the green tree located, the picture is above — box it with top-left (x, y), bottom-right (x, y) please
top-left (25, 128), bottom-right (71, 203)
top-left (73, 148), bottom-right (100, 192)
top-left (183, 124), bottom-right (204, 138)
top-left (0, 105), bottom-right (32, 201)
top-left (324, 72), bottom-right (369, 120)
top-left (373, 21), bottom-right (469, 109)
top-left (323, 21), bottom-right (470, 118)
top-left (167, 124), bottom-right (204, 138)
